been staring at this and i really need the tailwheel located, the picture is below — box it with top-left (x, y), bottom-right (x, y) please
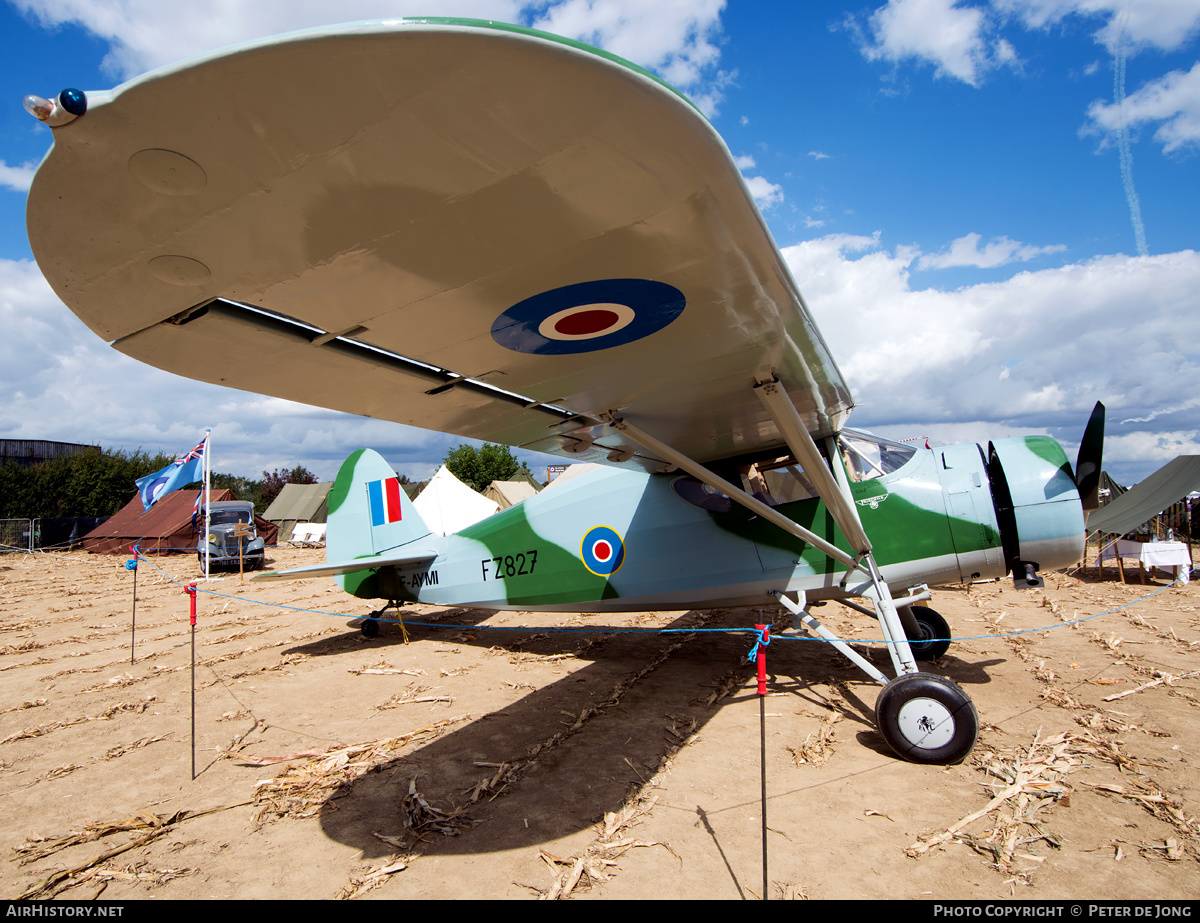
top-left (904, 605), bottom-right (951, 661)
top-left (360, 618), bottom-right (380, 639)
top-left (875, 673), bottom-right (978, 764)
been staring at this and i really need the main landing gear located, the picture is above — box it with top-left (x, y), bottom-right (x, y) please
top-left (777, 591), bottom-right (978, 765)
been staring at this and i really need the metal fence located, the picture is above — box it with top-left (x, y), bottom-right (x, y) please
top-left (0, 519), bottom-right (38, 552)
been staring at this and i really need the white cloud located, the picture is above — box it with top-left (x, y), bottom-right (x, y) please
top-left (916, 232), bottom-right (1067, 269)
top-left (12, 1), bottom-right (731, 113)
top-left (855, 0), bottom-right (1003, 87)
top-left (529, 0), bottom-right (726, 90)
top-left (1085, 62), bottom-right (1200, 155)
top-left (732, 153), bottom-right (783, 208)
top-left (742, 175), bottom-right (783, 208)
top-left (808, 150), bottom-right (830, 160)
top-left (783, 234), bottom-right (1200, 480)
top-left (995, 0), bottom-right (1200, 55)
top-left (13, 1), bottom-right (526, 77)
top-left (0, 161), bottom-right (36, 193)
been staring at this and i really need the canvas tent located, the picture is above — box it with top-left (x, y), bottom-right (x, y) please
top-left (484, 479), bottom-right (538, 509)
top-left (1087, 457), bottom-right (1200, 538)
top-left (81, 489), bottom-right (279, 554)
top-left (542, 463), bottom-right (605, 490)
top-left (263, 481), bottom-right (332, 542)
top-left (413, 465), bottom-right (499, 536)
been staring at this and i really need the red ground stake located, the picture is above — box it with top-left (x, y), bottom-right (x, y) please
top-left (186, 583), bottom-right (197, 779)
top-left (755, 622), bottom-right (769, 900)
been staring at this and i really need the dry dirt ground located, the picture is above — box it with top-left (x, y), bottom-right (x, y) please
top-left (1, 546), bottom-right (1198, 900)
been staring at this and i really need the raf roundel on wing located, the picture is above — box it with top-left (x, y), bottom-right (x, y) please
top-left (491, 279), bottom-right (686, 354)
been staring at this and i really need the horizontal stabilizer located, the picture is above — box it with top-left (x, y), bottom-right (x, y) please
top-left (252, 548), bottom-right (437, 584)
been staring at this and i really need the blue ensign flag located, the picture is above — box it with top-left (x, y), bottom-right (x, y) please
top-left (135, 439), bottom-right (206, 511)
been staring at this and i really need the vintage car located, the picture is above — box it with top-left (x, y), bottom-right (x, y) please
top-left (198, 500), bottom-right (265, 569)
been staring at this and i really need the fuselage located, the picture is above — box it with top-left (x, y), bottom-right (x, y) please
top-left (335, 433), bottom-right (1085, 611)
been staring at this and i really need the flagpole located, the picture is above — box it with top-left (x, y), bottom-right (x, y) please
top-left (203, 429), bottom-right (211, 582)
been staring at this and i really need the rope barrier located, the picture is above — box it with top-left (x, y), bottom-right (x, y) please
top-left (15, 546), bottom-right (1198, 664)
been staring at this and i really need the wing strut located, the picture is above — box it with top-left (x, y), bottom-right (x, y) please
top-left (753, 379), bottom-right (871, 554)
top-left (607, 380), bottom-right (919, 679)
top-left (751, 377), bottom-right (917, 677)
top-left (604, 414), bottom-right (860, 570)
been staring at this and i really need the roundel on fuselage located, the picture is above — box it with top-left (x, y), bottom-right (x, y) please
top-left (580, 525), bottom-right (625, 577)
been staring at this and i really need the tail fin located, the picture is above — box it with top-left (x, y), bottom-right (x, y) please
top-left (326, 449), bottom-right (431, 571)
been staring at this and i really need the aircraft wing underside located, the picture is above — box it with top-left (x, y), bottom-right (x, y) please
top-left (27, 18), bottom-right (853, 471)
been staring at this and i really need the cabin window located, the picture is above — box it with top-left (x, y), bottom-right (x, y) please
top-left (741, 455), bottom-right (819, 505)
top-left (838, 431), bottom-right (916, 481)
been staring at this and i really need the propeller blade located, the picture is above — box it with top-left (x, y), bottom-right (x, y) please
top-left (1075, 401), bottom-right (1105, 513)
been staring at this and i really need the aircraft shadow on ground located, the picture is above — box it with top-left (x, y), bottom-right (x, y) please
top-left (277, 606), bottom-right (998, 858)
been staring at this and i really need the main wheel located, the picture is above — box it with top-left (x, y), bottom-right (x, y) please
top-left (360, 618), bottom-right (380, 639)
top-left (875, 673), bottom-right (978, 764)
top-left (904, 605), bottom-right (951, 660)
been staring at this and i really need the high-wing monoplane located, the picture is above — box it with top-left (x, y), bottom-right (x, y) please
top-left (25, 18), bottom-right (1104, 764)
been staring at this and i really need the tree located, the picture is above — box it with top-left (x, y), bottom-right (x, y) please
top-left (259, 465), bottom-right (318, 509)
top-left (0, 447), bottom-right (176, 518)
top-left (442, 443), bottom-right (518, 493)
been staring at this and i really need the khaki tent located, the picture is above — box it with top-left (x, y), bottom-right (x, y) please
top-left (1087, 457), bottom-right (1200, 538)
top-left (484, 479), bottom-right (538, 509)
top-left (81, 489), bottom-right (278, 554)
top-left (263, 481), bottom-right (332, 542)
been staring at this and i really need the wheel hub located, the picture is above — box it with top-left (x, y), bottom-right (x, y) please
top-left (895, 696), bottom-right (955, 749)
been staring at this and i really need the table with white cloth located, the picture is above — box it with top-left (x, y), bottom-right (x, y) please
top-left (1100, 539), bottom-right (1193, 584)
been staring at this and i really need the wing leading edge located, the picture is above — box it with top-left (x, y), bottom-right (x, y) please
top-left (27, 18), bottom-right (853, 470)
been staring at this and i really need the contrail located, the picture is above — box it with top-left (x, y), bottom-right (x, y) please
top-left (1114, 9), bottom-right (1149, 256)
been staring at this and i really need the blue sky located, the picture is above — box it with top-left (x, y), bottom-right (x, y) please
top-left (2, 0), bottom-right (1199, 485)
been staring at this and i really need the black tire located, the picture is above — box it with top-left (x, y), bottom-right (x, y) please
top-left (905, 605), bottom-right (951, 660)
top-left (361, 618), bottom-right (380, 639)
top-left (875, 673), bottom-right (978, 764)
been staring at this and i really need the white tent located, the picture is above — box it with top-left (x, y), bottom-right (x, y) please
top-left (413, 465), bottom-right (500, 536)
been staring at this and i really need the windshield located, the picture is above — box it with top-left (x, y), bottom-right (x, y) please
top-left (208, 509), bottom-right (251, 527)
top-left (839, 431), bottom-right (917, 481)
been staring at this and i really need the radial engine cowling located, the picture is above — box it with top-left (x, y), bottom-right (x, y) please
top-left (987, 436), bottom-right (1085, 587)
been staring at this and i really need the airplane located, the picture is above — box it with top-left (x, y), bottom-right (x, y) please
top-left (24, 18), bottom-right (1104, 765)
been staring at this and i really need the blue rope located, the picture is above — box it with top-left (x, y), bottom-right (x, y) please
top-left (746, 629), bottom-right (771, 663)
top-left (130, 545), bottom-right (1190, 660)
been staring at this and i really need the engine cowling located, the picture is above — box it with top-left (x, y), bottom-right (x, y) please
top-left (987, 436), bottom-right (1085, 586)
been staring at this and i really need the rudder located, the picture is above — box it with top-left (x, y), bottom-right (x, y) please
top-left (326, 449), bottom-right (431, 579)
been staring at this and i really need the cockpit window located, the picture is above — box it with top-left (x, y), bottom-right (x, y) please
top-left (839, 430), bottom-right (917, 481)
